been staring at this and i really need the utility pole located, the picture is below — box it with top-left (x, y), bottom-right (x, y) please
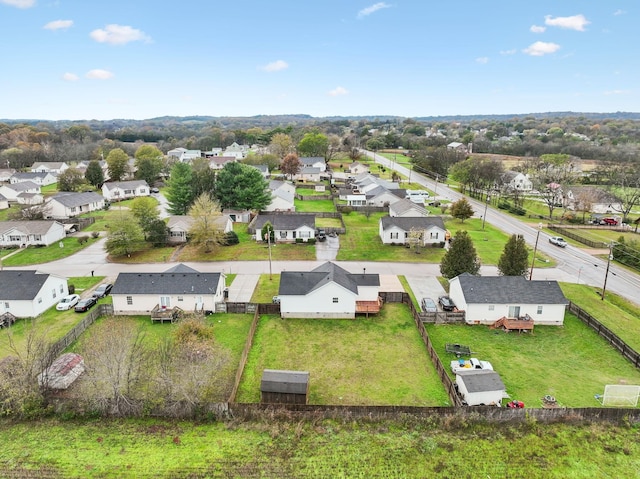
top-left (529, 223), bottom-right (543, 280)
top-left (601, 242), bottom-right (614, 300)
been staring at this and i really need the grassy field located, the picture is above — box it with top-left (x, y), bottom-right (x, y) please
top-left (315, 217), bottom-right (343, 228)
top-left (236, 303), bottom-right (450, 406)
top-left (1, 235), bottom-right (101, 267)
top-left (108, 245), bottom-right (177, 264)
top-left (249, 274), bottom-right (280, 303)
top-left (0, 276), bottom-right (104, 359)
top-left (293, 198), bottom-right (336, 213)
top-left (0, 418), bottom-right (638, 478)
top-left (561, 283), bottom-right (640, 352)
top-left (426, 313), bottom-right (640, 408)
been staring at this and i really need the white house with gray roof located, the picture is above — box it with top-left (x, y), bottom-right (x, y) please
top-left (278, 262), bottom-right (380, 318)
top-left (0, 194), bottom-right (8, 210)
top-left (10, 172), bottom-right (57, 186)
top-left (448, 273), bottom-right (569, 326)
top-left (102, 180), bottom-right (149, 201)
top-left (0, 181), bottom-right (41, 202)
top-left (388, 198), bottom-right (429, 217)
top-left (300, 157), bottom-right (326, 172)
top-left (30, 162), bottom-right (69, 175)
top-left (379, 216), bottom-right (446, 246)
top-left (45, 192), bottom-right (105, 219)
top-left (0, 270), bottom-right (69, 318)
top-left (250, 213), bottom-right (315, 243)
top-left (0, 220), bottom-right (65, 247)
top-left (110, 264), bottom-right (226, 315)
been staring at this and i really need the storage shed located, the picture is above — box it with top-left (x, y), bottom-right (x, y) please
top-left (260, 369), bottom-right (310, 404)
top-left (455, 369), bottom-right (506, 406)
top-left (38, 353), bottom-right (85, 390)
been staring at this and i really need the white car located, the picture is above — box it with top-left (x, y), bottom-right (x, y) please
top-left (549, 236), bottom-right (567, 248)
top-left (56, 294), bottom-right (80, 311)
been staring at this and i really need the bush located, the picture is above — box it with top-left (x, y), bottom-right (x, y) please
top-left (222, 231), bottom-right (239, 246)
top-left (308, 238), bottom-right (316, 245)
top-left (91, 231), bottom-right (100, 239)
top-left (68, 284), bottom-right (75, 294)
top-left (77, 236), bottom-right (89, 245)
top-left (295, 238), bottom-right (303, 244)
top-left (498, 202), bottom-right (511, 210)
top-left (341, 206), bottom-right (353, 215)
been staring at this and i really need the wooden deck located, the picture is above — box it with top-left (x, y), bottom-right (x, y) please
top-left (355, 297), bottom-right (383, 315)
top-left (490, 315), bottom-right (534, 332)
top-left (150, 305), bottom-right (183, 323)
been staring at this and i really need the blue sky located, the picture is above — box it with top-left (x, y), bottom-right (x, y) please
top-left (0, 0), bottom-right (637, 120)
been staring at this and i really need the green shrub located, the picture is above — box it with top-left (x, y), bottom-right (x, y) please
top-left (91, 231), bottom-right (100, 239)
top-left (308, 238), bottom-right (316, 245)
top-left (498, 202), bottom-right (511, 210)
top-left (68, 284), bottom-right (75, 294)
top-left (222, 231), bottom-right (239, 245)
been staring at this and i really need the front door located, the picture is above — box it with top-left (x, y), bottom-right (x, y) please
top-left (508, 306), bottom-right (520, 318)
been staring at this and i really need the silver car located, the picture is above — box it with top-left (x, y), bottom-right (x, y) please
top-left (421, 297), bottom-right (438, 313)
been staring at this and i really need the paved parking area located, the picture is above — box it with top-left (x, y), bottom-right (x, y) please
top-left (226, 274), bottom-right (260, 302)
top-left (379, 274), bottom-right (404, 292)
top-left (404, 276), bottom-right (447, 311)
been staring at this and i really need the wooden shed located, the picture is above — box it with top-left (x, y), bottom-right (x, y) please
top-left (38, 353), bottom-right (85, 390)
top-left (260, 369), bottom-right (310, 405)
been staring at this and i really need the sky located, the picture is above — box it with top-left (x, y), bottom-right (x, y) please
top-left (0, 0), bottom-right (638, 121)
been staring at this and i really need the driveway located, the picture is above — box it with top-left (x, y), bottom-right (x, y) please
top-left (404, 275), bottom-right (447, 311)
top-left (316, 234), bottom-right (340, 261)
top-left (153, 191), bottom-right (170, 219)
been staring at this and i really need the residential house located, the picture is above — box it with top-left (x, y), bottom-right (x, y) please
top-left (338, 188), bottom-right (367, 206)
top-left (0, 220), bottom-right (66, 247)
top-left (0, 194), bottom-right (7, 210)
top-left (0, 181), bottom-right (41, 202)
top-left (456, 370), bottom-right (506, 406)
top-left (250, 213), bottom-right (315, 243)
top-left (102, 180), bottom-right (150, 201)
top-left (265, 180), bottom-right (296, 212)
top-left (222, 208), bottom-right (252, 223)
top-left (203, 148), bottom-right (223, 158)
top-left (501, 171), bottom-right (533, 192)
top-left (293, 167), bottom-right (321, 182)
top-left (10, 172), bottom-right (57, 187)
top-left (76, 160), bottom-right (108, 177)
top-left (30, 162), bottom-right (69, 175)
top-left (16, 192), bottom-right (44, 205)
top-left (0, 270), bottom-right (69, 318)
top-left (388, 198), bottom-right (429, 217)
top-left (0, 168), bottom-right (16, 182)
top-left (447, 273), bottom-right (569, 326)
top-left (208, 156), bottom-right (236, 170)
top-left (447, 142), bottom-right (469, 154)
top-left (223, 142), bottom-right (250, 159)
top-left (250, 164), bottom-right (270, 178)
top-left (167, 148), bottom-right (202, 162)
top-left (45, 192), bottom-right (105, 219)
top-left (300, 157), bottom-right (326, 172)
top-left (278, 262), bottom-right (381, 319)
top-left (347, 161), bottom-right (369, 175)
top-left (379, 216), bottom-right (446, 246)
top-left (167, 215), bottom-right (233, 243)
top-left (111, 264), bottom-right (226, 315)
top-left (564, 186), bottom-right (623, 215)
top-left (365, 185), bottom-right (405, 207)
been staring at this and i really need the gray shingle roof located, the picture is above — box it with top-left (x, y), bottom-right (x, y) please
top-left (457, 370), bottom-right (505, 393)
top-left (0, 220), bottom-right (61, 235)
top-left (380, 216), bottom-right (446, 231)
top-left (50, 192), bottom-right (104, 208)
top-left (112, 269), bottom-right (222, 295)
top-left (6, 181), bottom-right (39, 192)
top-left (279, 261), bottom-right (379, 295)
top-left (300, 157), bottom-right (324, 166)
top-left (103, 180), bottom-right (148, 191)
top-left (252, 214), bottom-right (315, 231)
top-left (0, 270), bottom-right (51, 300)
top-left (261, 369), bottom-right (309, 394)
top-left (11, 172), bottom-right (50, 180)
top-left (455, 273), bottom-right (568, 305)
top-left (164, 263), bottom-right (200, 273)
top-left (390, 198), bottom-right (428, 216)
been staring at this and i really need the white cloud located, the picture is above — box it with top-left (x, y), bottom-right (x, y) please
top-left (530, 25), bottom-right (546, 33)
top-left (90, 24), bottom-right (151, 45)
top-left (85, 69), bottom-right (114, 80)
top-left (357, 2), bottom-right (391, 19)
top-left (62, 72), bottom-right (79, 81)
top-left (44, 20), bottom-right (73, 31)
top-left (500, 49), bottom-right (517, 55)
top-left (260, 60), bottom-right (289, 72)
top-left (0, 0), bottom-right (35, 8)
top-left (604, 89), bottom-right (629, 96)
top-left (613, 9), bottom-right (626, 16)
top-left (475, 57), bottom-right (489, 64)
top-left (523, 41), bottom-right (560, 56)
top-left (544, 14), bottom-right (590, 31)
top-left (328, 86), bottom-right (348, 97)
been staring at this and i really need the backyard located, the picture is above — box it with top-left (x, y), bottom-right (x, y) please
top-left (235, 303), bottom-right (450, 406)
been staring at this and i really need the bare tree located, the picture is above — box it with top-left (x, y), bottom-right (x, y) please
top-left (8, 202), bottom-right (52, 221)
top-left (407, 227), bottom-right (424, 254)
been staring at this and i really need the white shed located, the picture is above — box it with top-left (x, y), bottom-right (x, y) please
top-left (456, 370), bottom-right (506, 406)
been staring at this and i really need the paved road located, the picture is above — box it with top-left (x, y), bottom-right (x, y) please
top-left (363, 149), bottom-right (640, 305)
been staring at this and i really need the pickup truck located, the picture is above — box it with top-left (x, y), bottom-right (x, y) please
top-left (451, 358), bottom-right (493, 374)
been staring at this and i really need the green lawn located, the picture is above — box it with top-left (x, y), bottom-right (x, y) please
top-left (0, 235), bottom-right (101, 267)
top-left (250, 274), bottom-right (280, 303)
top-left (426, 313), bottom-right (640, 408)
top-left (315, 217), bottom-right (343, 228)
top-left (236, 303), bottom-right (450, 406)
top-left (294, 199), bottom-right (336, 212)
top-left (108, 246), bottom-right (177, 264)
top-left (561, 283), bottom-right (640, 352)
top-left (0, 276), bottom-right (104, 360)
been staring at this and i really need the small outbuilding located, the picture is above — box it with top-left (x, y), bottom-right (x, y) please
top-left (455, 369), bottom-right (506, 406)
top-left (38, 353), bottom-right (85, 390)
top-left (260, 369), bottom-right (310, 405)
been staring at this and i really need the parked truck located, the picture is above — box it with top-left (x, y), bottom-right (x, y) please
top-left (450, 357), bottom-right (493, 374)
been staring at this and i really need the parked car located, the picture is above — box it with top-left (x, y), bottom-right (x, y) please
top-left (317, 229), bottom-right (327, 242)
top-left (601, 218), bottom-right (618, 226)
top-left (438, 296), bottom-right (456, 311)
top-left (272, 296), bottom-right (281, 304)
top-left (92, 283), bottom-right (113, 298)
top-left (150, 187), bottom-right (160, 194)
top-left (421, 297), bottom-right (438, 313)
top-left (549, 236), bottom-right (567, 248)
top-left (56, 294), bottom-right (80, 311)
top-left (74, 296), bottom-right (97, 313)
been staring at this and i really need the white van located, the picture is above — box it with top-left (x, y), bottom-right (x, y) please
top-left (405, 190), bottom-right (431, 204)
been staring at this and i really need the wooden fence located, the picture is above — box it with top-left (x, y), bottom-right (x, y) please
top-left (228, 308), bottom-right (261, 403)
top-left (49, 304), bottom-right (113, 358)
top-left (548, 225), bottom-right (609, 248)
top-left (568, 302), bottom-right (640, 369)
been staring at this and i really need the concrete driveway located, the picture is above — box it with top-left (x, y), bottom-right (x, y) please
top-left (404, 275), bottom-right (447, 311)
top-left (316, 234), bottom-right (339, 261)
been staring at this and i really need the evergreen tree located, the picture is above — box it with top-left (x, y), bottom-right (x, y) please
top-left (166, 162), bottom-right (193, 215)
top-left (440, 230), bottom-right (480, 278)
top-left (497, 234), bottom-right (529, 276)
top-left (450, 197), bottom-right (474, 222)
top-left (215, 162), bottom-right (270, 210)
top-left (85, 160), bottom-right (105, 188)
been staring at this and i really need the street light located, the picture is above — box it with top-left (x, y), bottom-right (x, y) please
top-left (529, 223), bottom-right (543, 281)
top-left (482, 195), bottom-right (491, 230)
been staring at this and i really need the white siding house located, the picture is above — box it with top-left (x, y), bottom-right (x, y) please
top-left (0, 220), bottom-right (66, 247)
top-left (30, 162), bottom-right (69, 175)
top-left (250, 214), bottom-right (315, 243)
top-left (10, 172), bottom-right (57, 186)
top-left (110, 264), bottom-right (226, 315)
top-left (46, 192), bottom-right (105, 219)
top-left (102, 180), bottom-right (150, 201)
top-left (379, 216), bottom-right (446, 246)
top-left (448, 273), bottom-right (569, 326)
top-left (167, 215), bottom-right (233, 243)
top-left (0, 181), bottom-right (41, 202)
top-left (0, 270), bottom-right (69, 318)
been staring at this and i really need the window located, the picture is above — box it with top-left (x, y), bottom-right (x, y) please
top-left (177, 296), bottom-right (184, 302)
top-left (391, 232), bottom-right (399, 239)
top-left (4, 302), bottom-right (9, 309)
top-left (430, 231), bottom-right (439, 239)
top-left (300, 231), bottom-right (310, 238)
top-left (292, 231), bottom-right (296, 239)
top-left (488, 305), bottom-right (494, 311)
top-left (33, 235), bottom-right (42, 241)
top-left (126, 296), bottom-right (133, 305)
top-left (537, 305), bottom-right (543, 314)
top-left (9, 235), bottom-right (21, 242)
top-left (38, 297), bottom-right (42, 303)
top-left (60, 285), bottom-right (64, 293)
top-left (279, 231), bottom-right (287, 239)
top-left (70, 207), bottom-right (77, 213)
top-left (332, 297), bottom-right (339, 303)
top-left (52, 289), bottom-right (56, 298)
